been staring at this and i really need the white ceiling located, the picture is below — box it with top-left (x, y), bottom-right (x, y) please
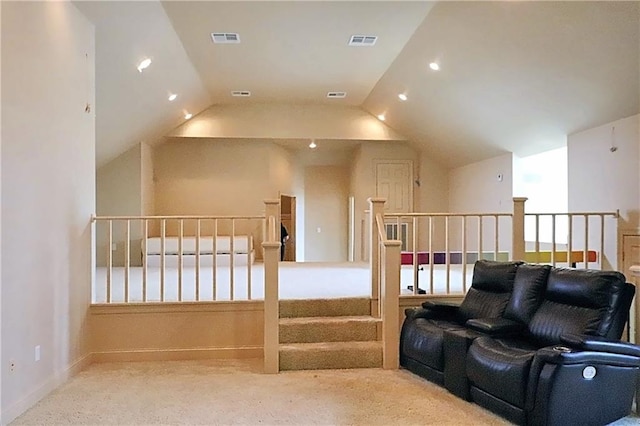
top-left (74, 1), bottom-right (640, 169)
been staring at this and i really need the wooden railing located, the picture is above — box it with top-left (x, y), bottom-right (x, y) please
top-left (90, 200), bottom-right (280, 304)
top-left (369, 197), bottom-right (619, 373)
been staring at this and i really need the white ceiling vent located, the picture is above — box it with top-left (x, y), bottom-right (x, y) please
top-left (211, 33), bottom-right (240, 44)
top-left (231, 90), bottom-right (251, 97)
top-left (348, 35), bottom-right (377, 46)
top-left (327, 91), bottom-right (347, 98)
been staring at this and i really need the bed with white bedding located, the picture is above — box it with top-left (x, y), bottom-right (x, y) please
top-left (143, 235), bottom-right (255, 266)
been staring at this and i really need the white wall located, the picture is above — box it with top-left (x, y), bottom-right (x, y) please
top-left (1, 2), bottom-right (95, 422)
top-left (449, 153), bottom-right (513, 252)
top-left (513, 147), bottom-right (568, 244)
top-left (568, 114), bottom-right (640, 269)
top-left (141, 142), bottom-right (155, 216)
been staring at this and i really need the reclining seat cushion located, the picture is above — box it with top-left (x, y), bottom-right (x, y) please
top-left (401, 260), bottom-right (520, 374)
top-left (402, 319), bottom-right (468, 372)
top-left (527, 268), bottom-right (627, 347)
top-left (466, 267), bottom-right (630, 414)
top-left (457, 260), bottom-right (521, 322)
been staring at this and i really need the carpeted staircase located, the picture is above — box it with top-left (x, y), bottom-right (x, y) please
top-left (279, 297), bottom-right (382, 370)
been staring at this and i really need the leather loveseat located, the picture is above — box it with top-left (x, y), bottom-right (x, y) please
top-left (400, 260), bottom-right (639, 426)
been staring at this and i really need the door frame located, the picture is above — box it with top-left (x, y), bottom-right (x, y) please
top-left (619, 229), bottom-right (640, 343)
top-left (279, 193), bottom-right (296, 261)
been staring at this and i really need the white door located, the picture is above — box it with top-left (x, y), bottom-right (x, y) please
top-left (622, 235), bottom-right (640, 343)
top-left (375, 161), bottom-right (413, 213)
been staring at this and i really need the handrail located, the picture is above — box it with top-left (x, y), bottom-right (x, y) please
top-left (385, 212), bottom-right (513, 218)
top-left (93, 214), bottom-right (263, 221)
top-left (375, 213), bottom-right (387, 242)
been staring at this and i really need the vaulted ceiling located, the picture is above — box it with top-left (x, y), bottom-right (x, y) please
top-left (74, 1), bottom-right (640, 169)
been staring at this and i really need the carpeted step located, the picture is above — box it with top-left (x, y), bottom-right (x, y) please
top-left (279, 341), bottom-right (382, 370)
top-left (279, 316), bottom-right (379, 344)
top-left (279, 297), bottom-right (371, 318)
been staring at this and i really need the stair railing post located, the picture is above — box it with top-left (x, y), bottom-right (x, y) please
top-left (263, 199), bottom-right (281, 374)
top-left (381, 239), bottom-right (401, 369)
top-left (512, 197), bottom-right (527, 261)
top-left (369, 198), bottom-right (386, 317)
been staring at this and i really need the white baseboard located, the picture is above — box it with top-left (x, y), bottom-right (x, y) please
top-left (1, 353), bottom-right (93, 425)
top-left (91, 346), bottom-right (263, 363)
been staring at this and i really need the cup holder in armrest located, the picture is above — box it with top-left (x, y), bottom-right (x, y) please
top-left (553, 346), bottom-right (572, 353)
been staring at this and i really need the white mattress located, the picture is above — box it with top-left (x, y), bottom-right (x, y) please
top-left (144, 236), bottom-right (252, 255)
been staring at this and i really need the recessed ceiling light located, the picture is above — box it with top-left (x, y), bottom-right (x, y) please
top-left (327, 91), bottom-right (347, 98)
top-left (231, 91), bottom-right (251, 97)
top-left (168, 94), bottom-right (177, 101)
top-left (309, 140), bottom-right (317, 149)
top-left (377, 114), bottom-right (385, 121)
top-left (137, 58), bottom-right (151, 72)
top-left (184, 112), bottom-right (193, 120)
top-left (429, 62), bottom-right (440, 71)
top-left (398, 93), bottom-right (408, 101)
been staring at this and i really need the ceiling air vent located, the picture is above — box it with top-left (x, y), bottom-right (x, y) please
top-left (211, 33), bottom-right (240, 44)
top-left (231, 91), bottom-right (251, 97)
top-left (327, 91), bottom-right (347, 99)
top-left (348, 35), bottom-right (377, 46)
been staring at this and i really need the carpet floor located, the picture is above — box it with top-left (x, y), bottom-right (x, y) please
top-left (11, 359), bottom-right (509, 425)
top-left (11, 359), bottom-right (639, 425)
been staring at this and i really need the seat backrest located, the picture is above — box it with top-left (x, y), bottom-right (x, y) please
top-left (457, 260), bottom-right (521, 322)
top-left (503, 263), bottom-right (551, 324)
top-left (527, 267), bottom-right (632, 347)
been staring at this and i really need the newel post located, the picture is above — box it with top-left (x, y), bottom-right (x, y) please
top-left (381, 240), bottom-right (401, 369)
top-left (512, 197), bottom-right (527, 261)
top-left (368, 198), bottom-right (386, 316)
top-left (263, 199), bottom-right (280, 374)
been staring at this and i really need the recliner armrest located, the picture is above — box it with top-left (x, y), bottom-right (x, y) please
top-left (560, 333), bottom-right (640, 358)
top-left (465, 317), bottom-right (524, 335)
top-left (404, 307), bottom-right (438, 320)
top-left (421, 301), bottom-right (460, 315)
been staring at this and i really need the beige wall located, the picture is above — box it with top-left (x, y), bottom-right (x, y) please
top-left (169, 103), bottom-right (406, 142)
top-left (96, 145), bottom-right (143, 266)
top-left (141, 142), bottom-right (155, 216)
top-left (568, 114), bottom-right (640, 269)
top-left (304, 166), bottom-right (350, 261)
top-left (448, 153), bottom-right (514, 252)
top-left (1, 2), bottom-right (95, 422)
top-left (350, 142), bottom-right (419, 261)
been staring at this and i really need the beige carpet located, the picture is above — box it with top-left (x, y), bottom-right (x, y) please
top-left (11, 359), bottom-right (511, 425)
top-left (11, 359), bottom-right (640, 425)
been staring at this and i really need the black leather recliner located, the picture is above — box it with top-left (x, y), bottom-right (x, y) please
top-left (400, 260), bottom-right (522, 385)
top-left (400, 262), bottom-right (639, 425)
top-left (466, 268), bottom-right (638, 425)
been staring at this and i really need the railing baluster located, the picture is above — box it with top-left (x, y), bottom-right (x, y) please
top-left (600, 214), bottom-right (605, 269)
top-left (584, 214), bottom-right (589, 269)
top-left (213, 219), bottom-right (217, 301)
top-left (429, 216), bottom-right (434, 294)
top-left (107, 220), bottom-right (112, 303)
top-left (445, 216), bottom-right (450, 294)
top-left (412, 217), bottom-right (418, 295)
top-left (178, 219), bottom-right (184, 302)
top-left (143, 219), bottom-right (148, 302)
top-left (195, 219), bottom-right (201, 301)
top-left (230, 219), bottom-right (235, 300)
top-left (494, 215), bottom-right (499, 261)
top-left (568, 214), bottom-right (573, 268)
top-left (247, 232), bottom-right (253, 300)
top-left (551, 215), bottom-right (557, 266)
top-left (160, 219), bottom-right (166, 302)
top-left (534, 214), bottom-right (540, 263)
top-left (462, 216), bottom-right (467, 293)
top-left (478, 216), bottom-right (483, 261)
top-left (125, 219), bottom-right (130, 303)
